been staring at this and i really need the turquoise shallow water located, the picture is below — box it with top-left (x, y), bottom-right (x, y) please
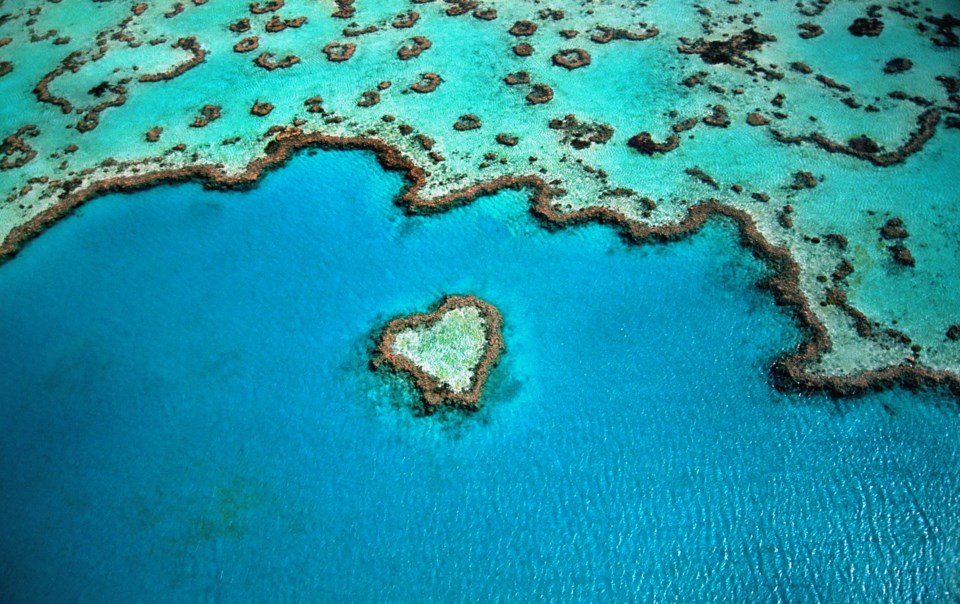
top-left (1, 150), bottom-right (959, 601)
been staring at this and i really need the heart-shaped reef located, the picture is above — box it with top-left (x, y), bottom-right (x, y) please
top-left (373, 295), bottom-right (504, 410)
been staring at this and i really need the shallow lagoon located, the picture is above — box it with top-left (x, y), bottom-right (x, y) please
top-left (0, 150), bottom-right (958, 601)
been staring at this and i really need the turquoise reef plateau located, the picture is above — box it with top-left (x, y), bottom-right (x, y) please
top-left (1, 0), bottom-right (959, 396)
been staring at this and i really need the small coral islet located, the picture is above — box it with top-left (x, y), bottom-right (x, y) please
top-left (372, 294), bottom-right (504, 410)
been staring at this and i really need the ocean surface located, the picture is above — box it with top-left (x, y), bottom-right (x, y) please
top-left (0, 150), bottom-right (958, 602)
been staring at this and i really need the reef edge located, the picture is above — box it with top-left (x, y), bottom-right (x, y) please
top-left (372, 294), bottom-right (504, 410)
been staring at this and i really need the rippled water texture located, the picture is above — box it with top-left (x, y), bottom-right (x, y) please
top-left (1, 151), bottom-right (958, 601)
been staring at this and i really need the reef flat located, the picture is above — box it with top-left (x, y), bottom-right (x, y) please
top-left (0, 0), bottom-right (959, 396)
top-left (373, 294), bottom-right (504, 409)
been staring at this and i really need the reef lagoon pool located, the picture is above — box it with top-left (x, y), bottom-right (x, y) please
top-left (1, 150), bottom-right (958, 601)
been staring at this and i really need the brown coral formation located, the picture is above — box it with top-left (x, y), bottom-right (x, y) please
top-left (936, 75), bottom-right (960, 94)
top-left (880, 220), bottom-right (916, 268)
top-left (678, 29), bottom-right (775, 66)
top-left (393, 11), bottom-right (419, 28)
top-left (552, 48), bottom-right (591, 70)
top-left (508, 20), bottom-right (537, 36)
top-left (253, 52), bottom-right (300, 70)
top-left (190, 104), bottom-right (221, 127)
top-left (76, 88), bottom-right (128, 133)
top-left (798, 23), bottom-right (823, 39)
top-left (770, 109), bottom-right (940, 167)
top-left (372, 295), bottom-right (505, 410)
top-left (891, 245), bottom-right (916, 267)
top-left (513, 43), bottom-right (534, 56)
top-left (590, 26), bottom-right (658, 44)
top-left (849, 17), bottom-right (883, 37)
top-left (685, 167), bottom-right (719, 189)
top-left (880, 218), bottom-right (908, 241)
top-left (702, 105), bottom-right (730, 127)
top-left (883, 58), bottom-right (913, 74)
top-left (410, 72), bottom-right (442, 93)
top-left (145, 127), bottom-right (162, 142)
top-left (790, 171), bottom-right (817, 190)
top-left (304, 96), bottom-right (323, 113)
top-left (473, 8), bottom-right (497, 20)
top-left (249, 0), bottom-right (283, 14)
top-left (747, 112), bottom-right (770, 126)
top-left (548, 114), bottom-right (613, 149)
top-left (526, 84), bottom-right (553, 105)
top-left (233, 36), bottom-right (259, 53)
top-left (926, 14), bottom-right (960, 48)
top-left (322, 42), bottom-right (355, 62)
top-left (33, 58), bottom-right (75, 113)
top-left (138, 37), bottom-right (206, 82)
top-left (265, 15), bottom-right (307, 32)
top-left (357, 90), bottom-right (380, 107)
top-left (332, 0), bottom-right (355, 19)
top-left (1, 125), bottom-right (39, 170)
top-left (815, 74), bottom-right (850, 92)
top-left (664, 118), bottom-right (693, 135)
top-left (164, 3), bottom-right (184, 18)
top-left (398, 36), bottom-right (432, 60)
top-left (823, 288), bottom-right (874, 338)
top-left (495, 133), bottom-right (518, 146)
top-left (453, 114), bottom-right (482, 131)
top-left (414, 135), bottom-right (434, 151)
top-left (343, 25), bottom-right (378, 37)
top-left (832, 259), bottom-right (854, 281)
top-left (230, 18), bottom-right (251, 32)
top-left (250, 101), bottom-right (274, 116)
top-left (824, 234), bottom-right (849, 250)
top-left (445, 1), bottom-right (478, 17)
top-left (627, 132), bottom-right (679, 155)
top-left (504, 71), bottom-right (529, 85)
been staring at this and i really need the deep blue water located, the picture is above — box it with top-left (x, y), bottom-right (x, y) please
top-left (0, 150), bottom-right (958, 602)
